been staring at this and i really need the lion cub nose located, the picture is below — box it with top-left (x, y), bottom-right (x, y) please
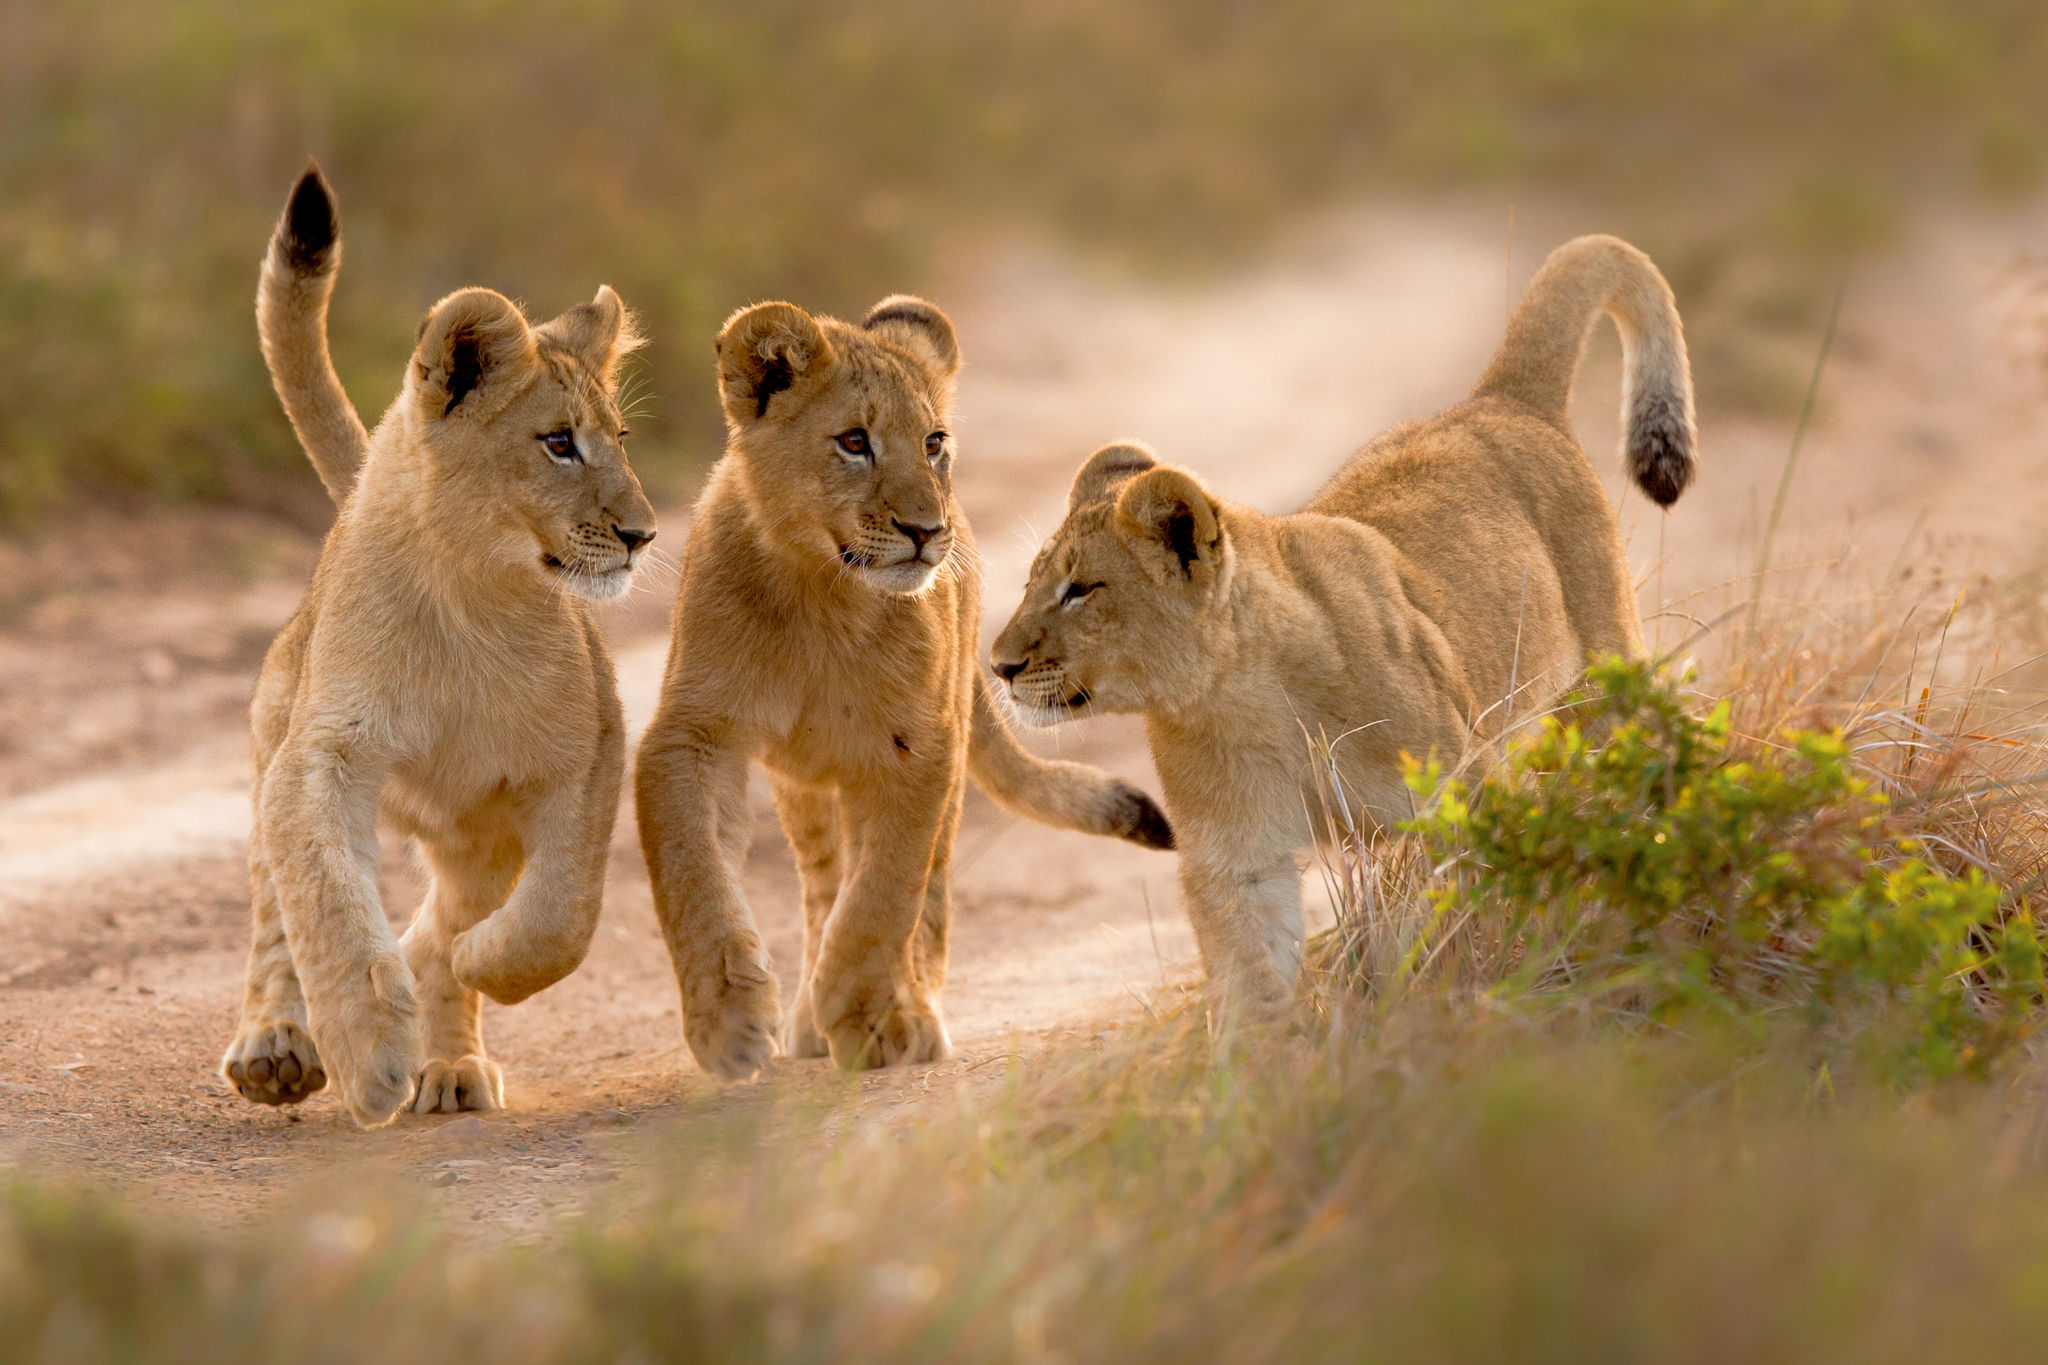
top-left (992, 656), bottom-right (1027, 682)
top-left (893, 518), bottom-right (946, 552)
top-left (614, 526), bottom-right (656, 553)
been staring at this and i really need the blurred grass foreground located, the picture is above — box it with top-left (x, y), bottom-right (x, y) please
top-left (4, 0), bottom-right (2047, 525)
top-left (12, 578), bottom-right (2048, 1360)
top-left (15, 1013), bottom-right (2048, 1362)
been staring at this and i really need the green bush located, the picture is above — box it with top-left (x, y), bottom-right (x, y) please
top-left (1406, 658), bottom-right (2043, 1079)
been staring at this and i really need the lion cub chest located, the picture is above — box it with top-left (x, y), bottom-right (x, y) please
top-left (752, 610), bottom-right (968, 789)
top-left (371, 617), bottom-right (600, 819)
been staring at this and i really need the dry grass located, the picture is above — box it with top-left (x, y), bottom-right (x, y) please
top-left (13, 997), bottom-right (2048, 1362)
top-left (9, 573), bottom-right (2048, 1360)
top-left (1315, 561), bottom-right (2048, 1017)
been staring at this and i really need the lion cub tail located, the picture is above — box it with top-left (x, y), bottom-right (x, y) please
top-left (968, 673), bottom-right (1174, 851)
top-left (257, 161), bottom-right (371, 506)
top-left (1474, 234), bottom-right (1697, 507)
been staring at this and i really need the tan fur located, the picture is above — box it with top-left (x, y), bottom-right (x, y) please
top-left (635, 295), bottom-right (1171, 1078)
top-left (991, 235), bottom-right (1697, 1012)
top-left (222, 165), bottom-right (658, 1126)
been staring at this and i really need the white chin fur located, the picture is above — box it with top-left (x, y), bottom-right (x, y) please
top-left (861, 560), bottom-right (941, 595)
top-left (1009, 698), bottom-right (1075, 729)
top-left (559, 567), bottom-right (634, 602)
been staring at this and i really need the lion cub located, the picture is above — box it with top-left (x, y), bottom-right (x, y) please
top-left (221, 165), bottom-right (657, 1127)
top-left (992, 235), bottom-right (1697, 1012)
top-left (636, 296), bottom-right (1172, 1077)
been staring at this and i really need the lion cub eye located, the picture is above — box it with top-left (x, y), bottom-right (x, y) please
top-left (835, 428), bottom-right (872, 460)
top-left (1060, 581), bottom-right (1101, 609)
top-left (540, 430), bottom-right (580, 463)
top-left (924, 431), bottom-right (947, 460)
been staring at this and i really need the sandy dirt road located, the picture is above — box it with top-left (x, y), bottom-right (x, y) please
top-left (2, 203), bottom-right (2043, 1231)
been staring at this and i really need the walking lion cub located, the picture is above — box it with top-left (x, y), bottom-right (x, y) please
top-left (636, 295), bottom-right (1172, 1078)
top-left (221, 165), bottom-right (657, 1126)
top-left (991, 235), bottom-right (1697, 1012)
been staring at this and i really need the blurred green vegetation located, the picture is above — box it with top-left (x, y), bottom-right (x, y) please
top-left (3, 0), bottom-right (2045, 525)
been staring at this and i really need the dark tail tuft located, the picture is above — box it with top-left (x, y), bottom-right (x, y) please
top-left (1111, 782), bottom-right (1176, 851)
top-left (279, 162), bottom-right (338, 276)
top-left (1627, 390), bottom-right (1695, 507)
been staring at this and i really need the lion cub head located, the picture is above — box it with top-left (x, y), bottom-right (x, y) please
top-left (400, 284), bottom-right (657, 601)
top-left (991, 443), bottom-right (1233, 725)
top-left (713, 295), bottom-right (962, 596)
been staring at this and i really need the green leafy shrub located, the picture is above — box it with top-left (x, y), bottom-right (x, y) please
top-left (1406, 658), bottom-right (2043, 1079)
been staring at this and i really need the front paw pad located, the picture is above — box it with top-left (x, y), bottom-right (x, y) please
top-left (222, 1019), bottom-right (328, 1105)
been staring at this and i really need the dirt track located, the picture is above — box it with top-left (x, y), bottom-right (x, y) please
top-left (2, 203), bottom-right (2044, 1231)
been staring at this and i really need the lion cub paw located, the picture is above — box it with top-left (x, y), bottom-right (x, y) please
top-left (682, 943), bottom-right (782, 1082)
top-left (412, 1055), bottom-right (505, 1114)
top-left (333, 1023), bottom-right (423, 1128)
top-left (319, 958), bottom-right (425, 1128)
top-left (222, 1018), bottom-right (327, 1106)
top-left (820, 994), bottom-right (952, 1071)
top-left (782, 986), bottom-right (831, 1060)
top-left (1202, 966), bottom-right (1299, 1035)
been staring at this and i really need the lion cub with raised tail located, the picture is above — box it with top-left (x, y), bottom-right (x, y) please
top-left (635, 296), bottom-right (1172, 1078)
top-left (221, 164), bottom-right (658, 1127)
top-left (991, 234), bottom-right (1697, 1014)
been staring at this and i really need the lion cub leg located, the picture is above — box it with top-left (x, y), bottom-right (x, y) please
top-left (1178, 845), bottom-right (1305, 1021)
top-left (909, 763), bottom-right (963, 1008)
top-left (262, 737), bottom-right (423, 1128)
top-left (224, 654), bottom-right (326, 1106)
top-left (806, 761), bottom-right (957, 1070)
top-left (771, 777), bottom-right (841, 1060)
top-left (1546, 490), bottom-right (1647, 665)
top-left (637, 723), bottom-right (782, 1081)
top-left (401, 821), bottom-right (522, 1114)
top-left (450, 723), bottom-right (621, 1007)
top-left (221, 838), bottom-right (327, 1105)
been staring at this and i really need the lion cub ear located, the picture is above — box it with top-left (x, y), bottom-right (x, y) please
top-left (543, 285), bottom-right (647, 390)
top-left (412, 288), bottom-right (537, 423)
top-left (1068, 442), bottom-right (1159, 511)
top-left (1115, 466), bottom-right (1227, 589)
top-left (862, 295), bottom-right (960, 377)
top-left (716, 302), bottom-right (832, 425)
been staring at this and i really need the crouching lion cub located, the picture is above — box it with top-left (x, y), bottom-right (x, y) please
top-left (636, 295), bottom-right (1173, 1078)
top-left (991, 234), bottom-right (1697, 1012)
top-left (220, 164), bottom-right (657, 1126)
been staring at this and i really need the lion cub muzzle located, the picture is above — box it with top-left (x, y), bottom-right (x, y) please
top-left (841, 514), bottom-right (955, 595)
top-left (989, 634), bottom-right (1094, 726)
top-left (542, 519), bottom-right (657, 602)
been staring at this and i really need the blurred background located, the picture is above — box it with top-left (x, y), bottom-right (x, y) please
top-left (6, 0), bottom-right (2048, 1245)
top-left (4, 0), bottom-right (2045, 529)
